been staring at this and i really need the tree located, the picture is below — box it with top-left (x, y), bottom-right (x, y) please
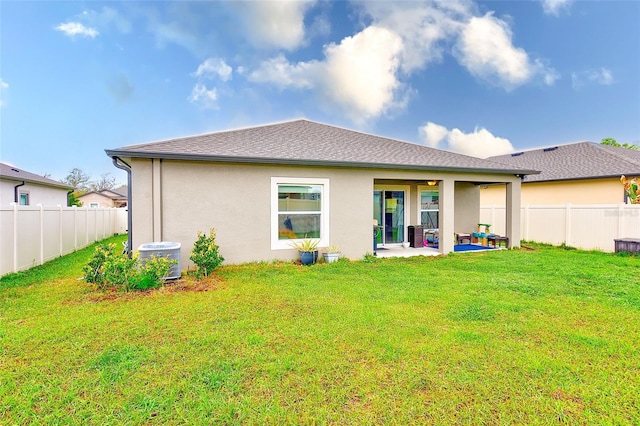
top-left (62, 168), bottom-right (91, 193)
top-left (68, 192), bottom-right (82, 207)
top-left (601, 138), bottom-right (639, 150)
top-left (621, 175), bottom-right (639, 204)
top-left (90, 173), bottom-right (117, 192)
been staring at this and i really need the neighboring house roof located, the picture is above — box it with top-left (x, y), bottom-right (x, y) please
top-left (78, 190), bottom-right (127, 201)
top-left (111, 186), bottom-right (128, 197)
top-left (0, 162), bottom-right (72, 190)
top-left (488, 142), bottom-right (640, 183)
top-left (106, 119), bottom-right (538, 176)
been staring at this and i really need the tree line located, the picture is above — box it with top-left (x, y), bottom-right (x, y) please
top-left (62, 168), bottom-right (123, 207)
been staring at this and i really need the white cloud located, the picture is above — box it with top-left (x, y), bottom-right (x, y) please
top-left (238, 0), bottom-right (316, 50)
top-left (571, 68), bottom-right (614, 89)
top-left (54, 22), bottom-right (99, 38)
top-left (189, 58), bottom-right (234, 109)
top-left (193, 58), bottom-right (233, 82)
top-left (419, 122), bottom-right (448, 148)
top-left (357, 1), bottom-right (469, 73)
top-left (246, 2), bottom-right (557, 122)
top-left (81, 7), bottom-right (131, 34)
top-left (418, 122), bottom-right (514, 158)
top-left (541, 0), bottom-right (573, 16)
top-left (188, 83), bottom-right (218, 109)
top-left (454, 12), bottom-right (559, 90)
top-left (0, 78), bottom-right (8, 108)
top-left (454, 13), bottom-right (534, 89)
top-left (321, 26), bottom-right (404, 122)
top-left (249, 55), bottom-right (317, 89)
top-left (249, 26), bottom-right (404, 123)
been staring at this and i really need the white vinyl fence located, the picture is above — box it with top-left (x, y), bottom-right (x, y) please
top-left (481, 203), bottom-right (640, 252)
top-left (0, 205), bottom-right (127, 276)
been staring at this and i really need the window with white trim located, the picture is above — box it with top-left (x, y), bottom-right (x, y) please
top-left (420, 190), bottom-right (439, 229)
top-left (19, 192), bottom-right (29, 206)
top-left (89, 202), bottom-right (99, 208)
top-left (271, 177), bottom-right (330, 250)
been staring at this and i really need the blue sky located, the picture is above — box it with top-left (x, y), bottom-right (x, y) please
top-left (1, 0), bottom-right (639, 185)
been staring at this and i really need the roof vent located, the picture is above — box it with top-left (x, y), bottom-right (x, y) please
top-left (11, 168), bottom-right (19, 173)
top-left (511, 152), bottom-right (524, 157)
top-left (543, 147), bottom-right (558, 152)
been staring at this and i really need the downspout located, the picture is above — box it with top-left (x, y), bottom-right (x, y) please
top-left (14, 181), bottom-right (25, 204)
top-left (112, 156), bottom-right (133, 257)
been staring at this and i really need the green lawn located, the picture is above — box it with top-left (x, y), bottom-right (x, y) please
top-left (1, 235), bottom-right (639, 424)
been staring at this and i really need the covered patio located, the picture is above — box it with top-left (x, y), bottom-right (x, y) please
top-left (373, 175), bottom-right (523, 256)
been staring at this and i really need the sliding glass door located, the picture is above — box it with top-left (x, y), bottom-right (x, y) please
top-left (373, 189), bottom-right (406, 245)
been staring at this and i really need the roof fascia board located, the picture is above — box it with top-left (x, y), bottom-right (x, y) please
top-left (105, 149), bottom-right (539, 177)
top-left (0, 176), bottom-right (72, 190)
top-left (525, 175), bottom-right (632, 184)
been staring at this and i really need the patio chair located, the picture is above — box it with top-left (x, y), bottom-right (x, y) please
top-left (487, 235), bottom-right (509, 248)
top-left (456, 232), bottom-right (471, 244)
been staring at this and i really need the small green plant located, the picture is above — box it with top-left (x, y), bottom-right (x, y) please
top-left (362, 252), bottom-right (377, 262)
top-left (83, 244), bottom-right (110, 286)
top-left (103, 250), bottom-right (139, 290)
top-left (190, 228), bottom-right (224, 279)
top-left (324, 244), bottom-right (341, 254)
top-left (290, 238), bottom-right (319, 252)
top-left (83, 244), bottom-right (176, 291)
top-left (134, 255), bottom-right (176, 291)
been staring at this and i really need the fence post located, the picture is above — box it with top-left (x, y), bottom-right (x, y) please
top-left (565, 203), bottom-right (572, 245)
top-left (618, 203), bottom-right (625, 238)
top-left (524, 205), bottom-right (530, 241)
top-left (74, 206), bottom-right (78, 251)
top-left (39, 204), bottom-right (44, 266)
top-left (85, 207), bottom-right (89, 247)
top-left (59, 205), bottom-right (63, 257)
top-left (12, 203), bottom-right (18, 273)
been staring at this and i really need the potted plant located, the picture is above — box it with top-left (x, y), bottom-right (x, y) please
top-left (290, 238), bottom-right (319, 265)
top-left (322, 245), bottom-right (341, 263)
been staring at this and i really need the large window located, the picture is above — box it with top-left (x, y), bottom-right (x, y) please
top-left (271, 177), bottom-right (329, 249)
top-left (420, 190), bottom-right (439, 229)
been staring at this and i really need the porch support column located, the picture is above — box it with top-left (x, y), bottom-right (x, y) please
top-left (439, 179), bottom-right (455, 255)
top-left (152, 159), bottom-right (162, 242)
top-left (506, 179), bottom-right (521, 248)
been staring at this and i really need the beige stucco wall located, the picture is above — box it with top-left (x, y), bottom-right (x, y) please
top-left (128, 158), bottom-right (522, 267)
top-left (481, 177), bottom-right (627, 206)
top-left (454, 182), bottom-right (480, 233)
top-left (1, 180), bottom-right (69, 206)
top-left (78, 193), bottom-right (115, 208)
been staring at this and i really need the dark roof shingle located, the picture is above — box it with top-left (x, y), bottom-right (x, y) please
top-left (106, 119), bottom-right (537, 176)
top-left (0, 162), bottom-right (72, 189)
top-left (488, 142), bottom-right (640, 182)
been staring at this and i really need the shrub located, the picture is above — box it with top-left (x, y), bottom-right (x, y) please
top-left (190, 229), bottom-right (224, 279)
top-left (83, 244), bottom-right (177, 291)
top-left (83, 244), bottom-right (111, 286)
top-left (136, 255), bottom-right (176, 291)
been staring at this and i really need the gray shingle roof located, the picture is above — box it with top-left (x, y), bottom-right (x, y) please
top-left (0, 162), bottom-right (72, 189)
top-left (106, 119), bottom-right (537, 176)
top-left (488, 142), bottom-right (640, 183)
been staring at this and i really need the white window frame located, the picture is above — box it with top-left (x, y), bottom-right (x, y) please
top-left (271, 177), bottom-right (330, 250)
top-left (89, 202), bottom-right (99, 208)
top-left (417, 185), bottom-right (439, 231)
top-left (19, 191), bottom-right (30, 206)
